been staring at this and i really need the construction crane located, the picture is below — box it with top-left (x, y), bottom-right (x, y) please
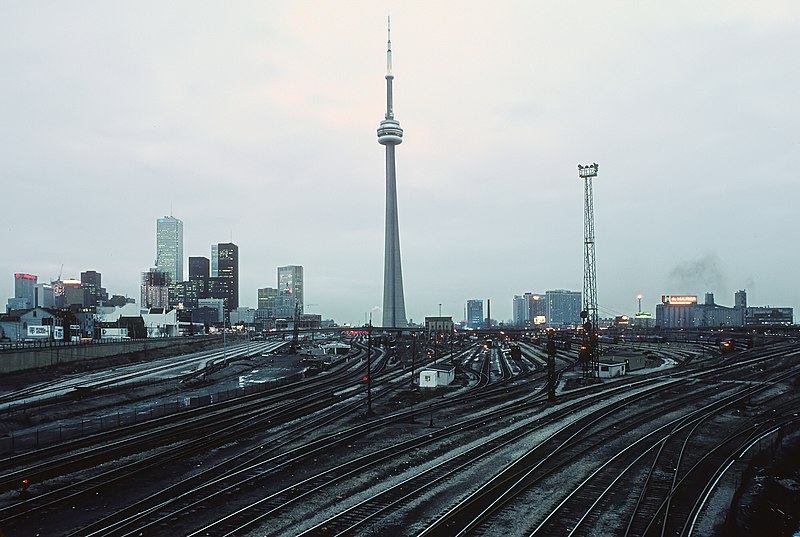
top-left (52, 264), bottom-right (64, 284)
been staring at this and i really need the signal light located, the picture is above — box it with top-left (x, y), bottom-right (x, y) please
top-left (363, 376), bottom-right (368, 382)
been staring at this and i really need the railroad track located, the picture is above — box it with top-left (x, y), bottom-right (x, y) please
top-left (54, 347), bottom-right (550, 535)
top-left (415, 345), bottom-right (800, 537)
top-left (4, 341), bottom-right (790, 536)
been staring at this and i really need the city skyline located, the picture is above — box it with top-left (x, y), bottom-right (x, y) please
top-left (1, 3), bottom-right (798, 324)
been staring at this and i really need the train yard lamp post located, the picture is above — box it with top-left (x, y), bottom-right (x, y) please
top-left (637, 294), bottom-right (643, 314)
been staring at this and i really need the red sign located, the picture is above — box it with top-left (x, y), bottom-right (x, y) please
top-left (662, 295), bottom-right (697, 305)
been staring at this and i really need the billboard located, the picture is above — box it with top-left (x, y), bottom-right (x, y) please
top-left (101, 328), bottom-right (129, 339)
top-left (26, 325), bottom-right (51, 338)
top-left (661, 295), bottom-right (697, 305)
top-left (53, 326), bottom-right (64, 340)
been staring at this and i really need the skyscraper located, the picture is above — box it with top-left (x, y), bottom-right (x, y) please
top-left (277, 265), bottom-right (303, 315)
top-left (377, 19), bottom-right (407, 328)
top-left (210, 245), bottom-right (219, 277)
top-left (14, 273), bottom-right (37, 307)
top-left (141, 269), bottom-right (170, 309)
top-left (188, 256), bottom-right (210, 281)
top-left (257, 287), bottom-right (278, 316)
top-left (512, 295), bottom-right (530, 327)
top-left (80, 270), bottom-right (106, 307)
top-left (546, 289), bottom-right (582, 328)
top-left (156, 216), bottom-right (184, 283)
top-left (466, 299), bottom-right (484, 329)
top-left (215, 242), bottom-right (239, 310)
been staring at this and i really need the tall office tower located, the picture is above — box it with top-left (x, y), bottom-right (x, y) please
top-left (527, 293), bottom-right (547, 324)
top-left (63, 279), bottom-right (84, 307)
top-left (156, 215), bottom-right (184, 283)
top-left (466, 299), bottom-right (484, 329)
top-left (216, 243), bottom-right (239, 310)
top-left (512, 295), bottom-right (530, 327)
top-left (277, 265), bottom-right (304, 315)
top-left (210, 245), bottom-right (219, 277)
top-left (34, 283), bottom-right (55, 308)
top-left (80, 270), bottom-right (105, 307)
top-left (189, 256), bottom-right (210, 281)
top-left (545, 289), bottom-right (582, 328)
top-left (14, 273), bottom-right (37, 307)
top-left (377, 19), bottom-right (407, 328)
top-left (141, 269), bottom-right (171, 309)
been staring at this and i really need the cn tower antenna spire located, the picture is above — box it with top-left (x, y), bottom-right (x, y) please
top-left (387, 16), bottom-right (392, 75)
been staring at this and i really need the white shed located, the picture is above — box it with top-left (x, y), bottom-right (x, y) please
top-left (419, 364), bottom-right (456, 388)
top-left (597, 361), bottom-right (626, 378)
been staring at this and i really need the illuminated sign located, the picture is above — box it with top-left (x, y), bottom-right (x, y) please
top-left (634, 312), bottom-right (653, 319)
top-left (15, 273), bottom-right (37, 280)
top-left (661, 295), bottom-right (697, 305)
top-left (533, 315), bottom-right (547, 325)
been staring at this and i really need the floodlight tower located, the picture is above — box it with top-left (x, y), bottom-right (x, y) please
top-left (578, 162), bottom-right (600, 377)
top-left (377, 17), bottom-right (407, 328)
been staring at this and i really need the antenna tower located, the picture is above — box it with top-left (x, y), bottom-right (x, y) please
top-left (578, 162), bottom-right (600, 378)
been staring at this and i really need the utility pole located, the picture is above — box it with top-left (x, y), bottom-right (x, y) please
top-left (410, 331), bottom-right (416, 388)
top-left (366, 322), bottom-right (373, 416)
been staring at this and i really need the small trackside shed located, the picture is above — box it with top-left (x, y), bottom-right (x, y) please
top-left (597, 361), bottom-right (626, 378)
top-left (608, 352), bottom-right (646, 372)
top-left (419, 364), bottom-right (456, 388)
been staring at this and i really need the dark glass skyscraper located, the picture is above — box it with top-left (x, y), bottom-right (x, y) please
top-left (215, 243), bottom-right (238, 311)
top-left (188, 256), bottom-right (210, 281)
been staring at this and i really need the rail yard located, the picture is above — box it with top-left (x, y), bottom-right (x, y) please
top-left (1, 334), bottom-right (799, 536)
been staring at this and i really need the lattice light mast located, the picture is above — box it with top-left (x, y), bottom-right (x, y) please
top-left (578, 162), bottom-right (599, 377)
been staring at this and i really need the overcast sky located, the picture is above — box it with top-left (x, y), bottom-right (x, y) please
top-left (1, 2), bottom-right (798, 325)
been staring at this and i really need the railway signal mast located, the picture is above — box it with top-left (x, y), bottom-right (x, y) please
top-left (578, 163), bottom-right (600, 378)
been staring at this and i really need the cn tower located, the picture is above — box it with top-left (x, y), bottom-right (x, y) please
top-left (377, 17), bottom-right (407, 328)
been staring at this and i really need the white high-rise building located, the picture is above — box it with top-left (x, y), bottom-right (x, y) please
top-left (156, 216), bottom-right (184, 283)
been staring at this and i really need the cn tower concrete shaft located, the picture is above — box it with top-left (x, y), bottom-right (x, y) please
top-left (377, 19), bottom-right (407, 328)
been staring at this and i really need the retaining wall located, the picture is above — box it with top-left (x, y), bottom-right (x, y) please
top-left (0, 336), bottom-right (221, 375)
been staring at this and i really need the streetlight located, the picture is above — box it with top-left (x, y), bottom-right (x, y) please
top-left (637, 294), bottom-right (643, 314)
